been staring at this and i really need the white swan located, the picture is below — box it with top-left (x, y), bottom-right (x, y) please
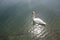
top-left (32, 11), bottom-right (46, 26)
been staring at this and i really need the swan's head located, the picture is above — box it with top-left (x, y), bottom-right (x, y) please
top-left (32, 11), bottom-right (36, 18)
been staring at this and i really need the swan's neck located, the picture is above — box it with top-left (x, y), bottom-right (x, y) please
top-left (32, 11), bottom-right (36, 19)
top-left (32, 15), bottom-right (36, 19)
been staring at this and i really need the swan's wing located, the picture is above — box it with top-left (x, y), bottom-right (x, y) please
top-left (33, 18), bottom-right (46, 24)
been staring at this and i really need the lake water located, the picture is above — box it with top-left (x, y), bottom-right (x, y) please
top-left (0, 0), bottom-right (60, 40)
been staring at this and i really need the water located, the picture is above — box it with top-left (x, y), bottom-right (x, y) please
top-left (0, 0), bottom-right (60, 40)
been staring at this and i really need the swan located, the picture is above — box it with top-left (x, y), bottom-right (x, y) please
top-left (32, 11), bottom-right (46, 26)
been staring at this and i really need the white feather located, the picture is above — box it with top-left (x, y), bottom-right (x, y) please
top-left (32, 11), bottom-right (46, 25)
top-left (33, 18), bottom-right (46, 24)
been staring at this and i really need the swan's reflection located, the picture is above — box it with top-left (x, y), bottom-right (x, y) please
top-left (31, 25), bottom-right (44, 34)
top-left (29, 24), bottom-right (49, 40)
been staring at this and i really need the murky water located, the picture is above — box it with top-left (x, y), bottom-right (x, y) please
top-left (0, 0), bottom-right (60, 40)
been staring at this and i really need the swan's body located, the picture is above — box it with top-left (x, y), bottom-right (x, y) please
top-left (32, 11), bottom-right (46, 26)
top-left (33, 18), bottom-right (46, 25)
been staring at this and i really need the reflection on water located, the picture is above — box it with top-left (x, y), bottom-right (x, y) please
top-left (28, 24), bottom-right (49, 40)
top-left (29, 25), bottom-right (45, 37)
top-left (27, 24), bottom-right (60, 40)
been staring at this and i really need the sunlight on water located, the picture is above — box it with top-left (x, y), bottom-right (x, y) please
top-left (28, 24), bottom-right (49, 40)
top-left (29, 25), bottom-right (44, 34)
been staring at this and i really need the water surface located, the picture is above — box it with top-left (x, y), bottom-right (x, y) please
top-left (0, 0), bottom-right (60, 40)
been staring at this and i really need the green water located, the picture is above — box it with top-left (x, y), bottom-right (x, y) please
top-left (0, 0), bottom-right (60, 40)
